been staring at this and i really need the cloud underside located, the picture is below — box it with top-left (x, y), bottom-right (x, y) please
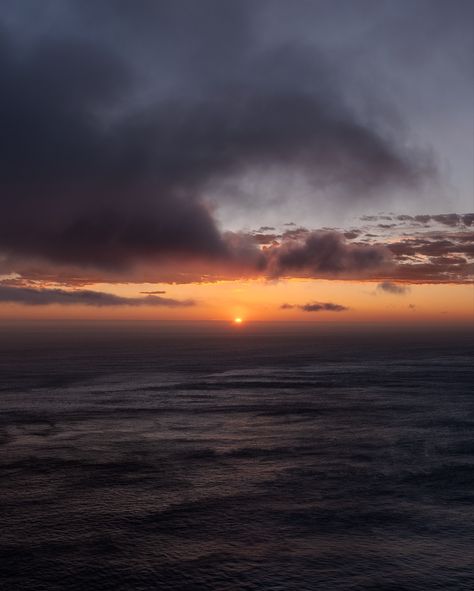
top-left (0, 286), bottom-right (194, 307)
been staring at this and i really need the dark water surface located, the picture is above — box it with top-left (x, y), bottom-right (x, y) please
top-left (1, 323), bottom-right (473, 590)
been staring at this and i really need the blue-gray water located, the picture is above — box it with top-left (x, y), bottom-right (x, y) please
top-left (0, 324), bottom-right (473, 590)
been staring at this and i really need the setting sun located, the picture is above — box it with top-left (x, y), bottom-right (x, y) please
top-left (234, 317), bottom-right (243, 324)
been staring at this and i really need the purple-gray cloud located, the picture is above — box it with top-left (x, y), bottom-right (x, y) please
top-left (267, 231), bottom-right (392, 278)
top-left (281, 302), bottom-right (349, 312)
top-left (0, 285), bottom-right (194, 307)
top-left (377, 282), bottom-right (410, 295)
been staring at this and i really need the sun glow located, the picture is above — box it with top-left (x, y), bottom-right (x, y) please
top-left (233, 317), bottom-right (243, 324)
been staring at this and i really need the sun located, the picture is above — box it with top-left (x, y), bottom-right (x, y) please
top-left (233, 317), bottom-right (243, 324)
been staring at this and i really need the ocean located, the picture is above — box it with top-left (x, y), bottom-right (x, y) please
top-left (0, 323), bottom-right (473, 590)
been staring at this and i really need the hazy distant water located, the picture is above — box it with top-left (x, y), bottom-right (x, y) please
top-left (0, 323), bottom-right (473, 590)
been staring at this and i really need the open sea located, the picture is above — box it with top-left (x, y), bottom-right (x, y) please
top-left (0, 322), bottom-right (473, 590)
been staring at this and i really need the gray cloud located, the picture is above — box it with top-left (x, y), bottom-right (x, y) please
top-left (0, 285), bottom-right (194, 307)
top-left (377, 282), bottom-right (410, 295)
top-left (301, 302), bottom-right (348, 312)
top-left (281, 302), bottom-right (349, 312)
top-left (267, 231), bottom-right (392, 278)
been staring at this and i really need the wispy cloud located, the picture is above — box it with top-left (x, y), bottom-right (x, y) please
top-left (0, 286), bottom-right (194, 307)
top-left (281, 302), bottom-right (349, 312)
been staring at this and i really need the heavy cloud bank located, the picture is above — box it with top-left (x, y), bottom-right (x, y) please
top-left (0, 0), bottom-right (437, 281)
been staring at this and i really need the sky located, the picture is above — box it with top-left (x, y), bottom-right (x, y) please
top-left (0, 0), bottom-right (472, 324)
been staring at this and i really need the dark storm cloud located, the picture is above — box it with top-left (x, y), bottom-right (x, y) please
top-left (377, 282), bottom-right (409, 295)
top-left (281, 302), bottom-right (348, 312)
top-left (0, 30), bottom-right (226, 270)
top-left (267, 231), bottom-right (392, 278)
top-left (0, 285), bottom-right (194, 307)
top-left (0, 0), bottom-right (435, 275)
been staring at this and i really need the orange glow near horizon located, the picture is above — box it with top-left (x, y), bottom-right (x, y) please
top-left (0, 278), bottom-right (472, 325)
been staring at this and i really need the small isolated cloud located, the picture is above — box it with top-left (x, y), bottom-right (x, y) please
top-left (0, 285), bottom-right (194, 307)
top-left (281, 301), bottom-right (348, 312)
top-left (140, 290), bottom-right (167, 295)
top-left (343, 230), bottom-right (361, 240)
top-left (377, 281), bottom-right (410, 295)
top-left (300, 302), bottom-right (349, 312)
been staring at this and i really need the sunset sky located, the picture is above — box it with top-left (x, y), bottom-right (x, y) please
top-left (0, 0), bottom-right (472, 324)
